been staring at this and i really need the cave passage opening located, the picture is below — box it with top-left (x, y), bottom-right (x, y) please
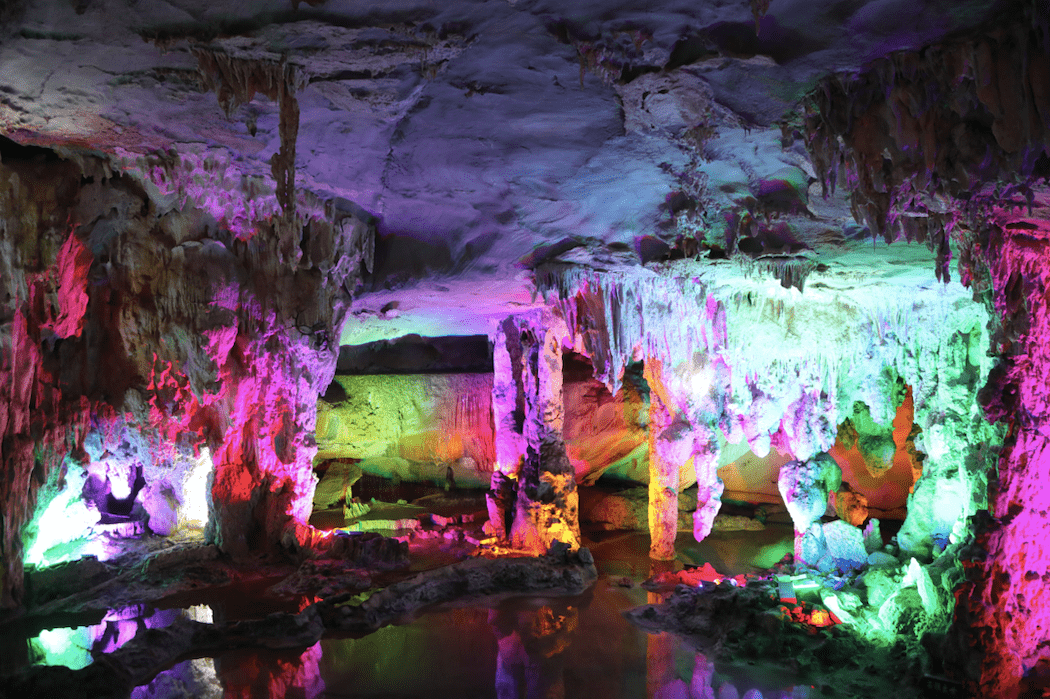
top-left (309, 334), bottom-right (497, 541)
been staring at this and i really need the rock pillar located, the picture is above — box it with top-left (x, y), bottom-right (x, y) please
top-left (487, 312), bottom-right (579, 553)
top-left (644, 359), bottom-right (723, 560)
top-left (645, 363), bottom-right (685, 561)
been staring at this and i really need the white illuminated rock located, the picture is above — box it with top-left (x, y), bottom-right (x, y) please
top-left (778, 456), bottom-right (842, 531)
top-left (823, 520), bottom-right (868, 572)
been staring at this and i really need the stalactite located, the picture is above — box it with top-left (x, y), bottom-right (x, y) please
top-left (539, 259), bottom-right (1000, 561)
top-left (801, 7), bottom-right (1050, 690)
top-left (193, 49), bottom-right (305, 217)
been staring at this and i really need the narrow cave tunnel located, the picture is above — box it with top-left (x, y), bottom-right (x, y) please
top-left (2, 1), bottom-right (1050, 698)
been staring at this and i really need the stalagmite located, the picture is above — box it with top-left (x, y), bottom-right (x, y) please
top-left (644, 360), bottom-right (686, 561)
top-left (487, 311), bottom-right (580, 552)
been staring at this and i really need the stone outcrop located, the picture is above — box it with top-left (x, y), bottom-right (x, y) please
top-left (0, 140), bottom-right (372, 606)
top-left (804, 7), bottom-right (1050, 693)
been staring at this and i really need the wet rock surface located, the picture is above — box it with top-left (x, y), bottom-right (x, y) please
top-left (0, 546), bottom-right (597, 699)
top-left (626, 576), bottom-right (931, 699)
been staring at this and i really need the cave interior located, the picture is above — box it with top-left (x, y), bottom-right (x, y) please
top-left (2, 0), bottom-right (1050, 697)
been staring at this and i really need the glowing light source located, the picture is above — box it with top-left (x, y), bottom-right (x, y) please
top-left (178, 447), bottom-right (213, 532)
top-left (23, 459), bottom-right (108, 568)
top-left (690, 370), bottom-right (711, 396)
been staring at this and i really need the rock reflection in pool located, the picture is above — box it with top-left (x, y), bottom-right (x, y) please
top-left (215, 644), bottom-right (325, 699)
top-left (318, 579), bottom-right (809, 699)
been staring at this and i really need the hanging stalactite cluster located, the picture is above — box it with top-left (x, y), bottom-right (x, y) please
top-left (805, 3), bottom-right (1050, 283)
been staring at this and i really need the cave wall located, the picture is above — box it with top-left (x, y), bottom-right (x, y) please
top-left (961, 223), bottom-right (1050, 694)
top-left (0, 144), bottom-right (371, 607)
top-left (562, 353), bottom-right (648, 486)
top-left (315, 372), bottom-right (495, 487)
top-left (314, 353), bottom-right (647, 490)
top-left (803, 8), bottom-right (1050, 693)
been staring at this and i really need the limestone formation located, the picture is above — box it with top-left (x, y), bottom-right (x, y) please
top-left (486, 312), bottom-right (580, 553)
top-left (777, 454), bottom-right (841, 561)
top-left (1, 1), bottom-right (1049, 695)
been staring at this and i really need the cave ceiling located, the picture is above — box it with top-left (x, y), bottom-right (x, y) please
top-left (0, 0), bottom-right (1041, 341)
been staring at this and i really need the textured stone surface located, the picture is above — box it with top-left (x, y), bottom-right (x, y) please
top-left (832, 485), bottom-right (869, 527)
top-left (562, 354), bottom-right (648, 485)
top-left (778, 455), bottom-right (841, 533)
top-left (0, 2), bottom-right (1048, 694)
top-left (311, 461), bottom-right (363, 510)
top-left (0, 143), bottom-right (372, 605)
top-left (315, 373), bottom-right (495, 480)
top-left (822, 520), bottom-right (868, 572)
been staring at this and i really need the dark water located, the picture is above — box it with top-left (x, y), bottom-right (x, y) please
top-left (314, 578), bottom-right (810, 699)
top-left (14, 528), bottom-right (814, 698)
top-left (99, 578), bottom-right (807, 698)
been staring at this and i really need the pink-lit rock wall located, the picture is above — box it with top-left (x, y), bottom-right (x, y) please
top-left (959, 223), bottom-right (1050, 696)
top-left (0, 143), bottom-right (371, 606)
top-left (0, 153), bottom-right (92, 608)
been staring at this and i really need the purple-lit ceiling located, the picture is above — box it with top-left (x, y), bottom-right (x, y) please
top-left (0, 0), bottom-right (1011, 327)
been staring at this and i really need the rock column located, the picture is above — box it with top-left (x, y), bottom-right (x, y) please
top-left (644, 359), bottom-right (723, 560)
top-left (645, 363), bottom-right (685, 561)
top-left (956, 225), bottom-right (1050, 695)
top-left (487, 312), bottom-right (579, 553)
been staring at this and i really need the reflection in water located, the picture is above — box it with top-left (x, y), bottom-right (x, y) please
top-left (320, 607), bottom-right (499, 697)
top-left (315, 579), bottom-right (813, 699)
top-left (646, 628), bottom-right (816, 699)
top-left (647, 630), bottom-right (677, 699)
top-left (490, 600), bottom-right (578, 699)
top-left (18, 578), bottom-right (817, 698)
top-left (217, 643), bottom-right (325, 699)
top-left (27, 604), bottom-right (210, 670)
top-left (642, 559), bottom-right (813, 699)
top-left (131, 657), bottom-right (222, 699)
top-left (647, 560), bottom-right (677, 699)
top-left (24, 603), bottom-right (225, 699)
